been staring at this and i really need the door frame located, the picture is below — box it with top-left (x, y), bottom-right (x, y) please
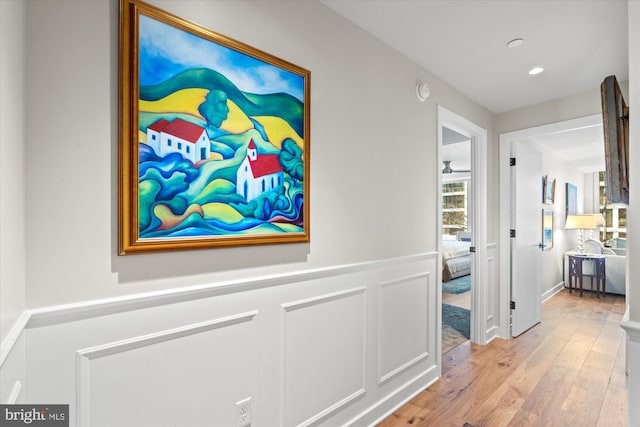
top-left (498, 114), bottom-right (602, 338)
top-left (437, 106), bottom-right (488, 345)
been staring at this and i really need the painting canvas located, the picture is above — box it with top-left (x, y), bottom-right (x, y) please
top-left (119, 0), bottom-right (310, 254)
top-left (542, 209), bottom-right (553, 250)
top-left (543, 176), bottom-right (556, 204)
top-left (566, 183), bottom-right (577, 218)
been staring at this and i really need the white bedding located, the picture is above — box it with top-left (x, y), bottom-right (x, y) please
top-left (445, 256), bottom-right (471, 275)
top-left (442, 240), bottom-right (471, 282)
top-left (442, 240), bottom-right (471, 262)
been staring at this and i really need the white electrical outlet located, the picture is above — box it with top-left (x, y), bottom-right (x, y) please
top-left (235, 397), bottom-right (252, 427)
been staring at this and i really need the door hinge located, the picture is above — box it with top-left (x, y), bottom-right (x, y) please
top-left (510, 229), bottom-right (516, 238)
top-left (469, 246), bottom-right (476, 253)
top-left (510, 301), bottom-right (516, 310)
top-left (510, 157), bottom-right (516, 166)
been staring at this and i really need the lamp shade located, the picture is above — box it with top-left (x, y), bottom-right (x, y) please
top-left (565, 214), bottom-right (597, 230)
top-left (593, 213), bottom-right (606, 226)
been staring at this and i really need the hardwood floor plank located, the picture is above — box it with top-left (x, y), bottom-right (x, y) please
top-left (520, 364), bottom-right (580, 426)
top-left (597, 339), bottom-right (628, 427)
top-left (463, 321), bottom-right (572, 426)
top-left (507, 408), bottom-right (539, 427)
top-left (376, 401), bottom-right (431, 427)
top-left (377, 290), bottom-right (628, 427)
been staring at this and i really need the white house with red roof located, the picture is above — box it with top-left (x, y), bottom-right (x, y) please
top-left (236, 139), bottom-right (284, 202)
top-left (146, 118), bottom-right (210, 164)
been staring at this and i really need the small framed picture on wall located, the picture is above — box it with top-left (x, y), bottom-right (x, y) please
top-left (543, 176), bottom-right (556, 204)
top-left (542, 209), bottom-right (553, 250)
top-left (566, 183), bottom-right (577, 218)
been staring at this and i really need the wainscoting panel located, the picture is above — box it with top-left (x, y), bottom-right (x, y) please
top-left (281, 288), bottom-right (366, 426)
top-left (3, 254), bottom-right (440, 427)
top-left (0, 326), bottom-right (25, 404)
top-left (485, 243), bottom-right (499, 341)
top-left (77, 312), bottom-right (258, 427)
top-left (378, 273), bottom-right (431, 384)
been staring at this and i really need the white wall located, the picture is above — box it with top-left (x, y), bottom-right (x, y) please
top-left (583, 172), bottom-right (600, 215)
top-left (0, 0), bottom-right (26, 343)
top-left (22, 0), bottom-right (494, 308)
top-left (2, 0), bottom-right (498, 423)
top-left (627, 0), bottom-right (639, 324)
top-left (0, 0), bottom-right (27, 406)
top-left (496, 87), bottom-right (607, 135)
top-left (623, 1), bottom-right (640, 426)
top-left (540, 149), bottom-right (585, 295)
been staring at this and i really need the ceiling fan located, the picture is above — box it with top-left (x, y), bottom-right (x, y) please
top-left (442, 160), bottom-right (471, 174)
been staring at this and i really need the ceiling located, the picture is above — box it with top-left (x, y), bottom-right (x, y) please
top-left (321, 0), bottom-right (628, 114)
top-left (442, 127), bottom-right (471, 180)
top-left (322, 1), bottom-right (628, 174)
top-left (528, 121), bottom-right (605, 173)
top-left (440, 119), bottom-right (605, 176)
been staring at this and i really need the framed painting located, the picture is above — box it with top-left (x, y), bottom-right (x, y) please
top-left (119, 0), bottom-right (310, 254)
top-left (542, 209), bottom-right (553, 250)
top-left (543, 176), bottom-right (555, 204)
top-left (566, 183), bottom-right (577, 218)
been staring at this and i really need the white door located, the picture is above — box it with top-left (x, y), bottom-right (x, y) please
top-left (510, 141), bottom-right (542, 336)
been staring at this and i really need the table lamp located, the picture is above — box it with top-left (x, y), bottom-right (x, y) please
top-left (592, 213), bottom-right (605, 240)
top-left (565, 214), bottom-right (597, 254)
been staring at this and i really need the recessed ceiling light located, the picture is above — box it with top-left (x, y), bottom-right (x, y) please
top-left (529, 67), bottom-right (544, 75)
top-left (506, 38), bottom-right (524, 48)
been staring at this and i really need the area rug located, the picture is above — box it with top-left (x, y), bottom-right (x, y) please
top-left (442, 275), bottom-right (471, 294)
top-left (442, 323), bottom-right (467, 354)
top-left (443, 303), bottom-right (470, 339)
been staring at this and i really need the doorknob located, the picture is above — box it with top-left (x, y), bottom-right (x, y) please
top-left (538, 243), bottom-right (547, 250)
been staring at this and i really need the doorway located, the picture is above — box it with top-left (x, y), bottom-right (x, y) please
top-left (498, 114), bottom-right (606, 339)
top-left (437, 106), bottom-right (488, 356)
top-left (441, 129), bottom-right (472, 353)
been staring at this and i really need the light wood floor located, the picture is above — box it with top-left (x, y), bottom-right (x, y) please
top-left (442, 290), bottom-right (471, 309)
top-left (379, 289), bottom-right (628, 427)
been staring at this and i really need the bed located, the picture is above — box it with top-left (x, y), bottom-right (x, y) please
top-left (442, 239), bottom-right (471, 282)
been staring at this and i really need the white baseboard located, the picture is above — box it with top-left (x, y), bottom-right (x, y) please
top-left (621, 306), bottom-right (640, 427)
top-left (622, 305), bottom-right (640, 340)
top-left (353, 366), bottom-right (439, 426)
top-left (542, 281), bottom-right (565, 303)
top-left (485, 325), bottom-right (500, 343)
top-left (6, 381), bottom-right (22, 404)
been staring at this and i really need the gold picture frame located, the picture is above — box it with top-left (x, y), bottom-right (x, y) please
top-left (119, 0), bottom-right (310, 254)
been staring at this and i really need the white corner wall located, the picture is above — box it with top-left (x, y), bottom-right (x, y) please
top-left (0, 0), bottom-right (27, 405)
top-left (623, 1), bottom-right (640, 426)
top-left (626, 0), bottom-right (640, 325)
top-left (1, 0), bottom-right (500, 424)
top-left (0, 0), bottom-right (26, 345)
